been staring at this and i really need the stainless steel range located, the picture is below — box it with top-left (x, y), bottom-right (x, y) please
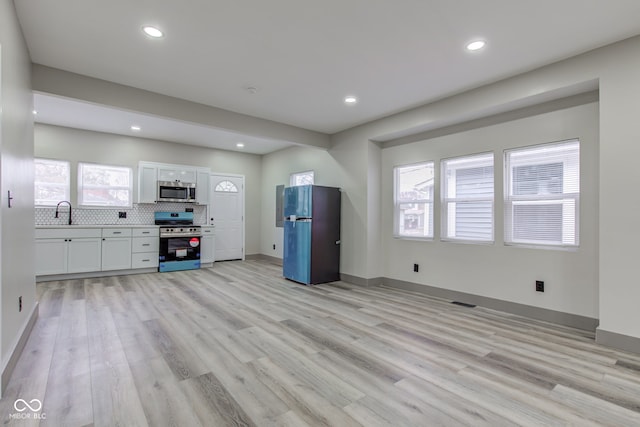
top-left (155, 212), bottom-right (202, 272)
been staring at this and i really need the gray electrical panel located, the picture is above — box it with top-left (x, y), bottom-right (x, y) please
top-left (275, 184), bottom-right (284, 227)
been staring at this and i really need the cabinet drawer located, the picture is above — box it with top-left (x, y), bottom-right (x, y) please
top-left (36, 228), bottom-right (101, 239)
top-left (132, 228), bottom-right (159, 237)
top-left (132, 252), bottom-right (159, 269)
top-left (201, 226), bottom-right (215, 235)
top-left (132, 237), bottom-right (159, 253)
top-left (102, 228), bottom-right (132, 237)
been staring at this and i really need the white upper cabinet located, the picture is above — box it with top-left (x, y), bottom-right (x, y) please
top-left (196, 170), bottom-right (210, 205)
top-left (138, 161), bottom-right (210, 204)
top-left (138, 164), bottom-right (158, 203)
top-left (158, 167), bottom-right (197, 183)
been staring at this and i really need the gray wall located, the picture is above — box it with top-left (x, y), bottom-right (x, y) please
top-left (0, 0), bottom-right (36, 388)
top-left (35, 124), bottom-right (263, 255)
top-left (261, 146), bottom-right (336, 259)
top-left (260, 137), bottom-right (373, 278)
top-left (382, 102), bottom-right (599, 318)
top-left (327, 34), bottom-right (640, 346)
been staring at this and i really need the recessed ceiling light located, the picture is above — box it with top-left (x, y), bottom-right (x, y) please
top-left (344, 96), bottom-right (358, 104)
top-left (142, 26), bottom-right (164, 38)
top-left (466, 40), bottom-right (486, 51)
top-left (236, 142), bottom-right (245, 148)
top-left (130, 125), bottom-right (141, 132)
top-left (32, 110), bottom-right (38, 115)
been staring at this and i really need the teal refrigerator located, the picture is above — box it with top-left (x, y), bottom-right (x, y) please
top-left (283, 185), bottom-right (341, 285)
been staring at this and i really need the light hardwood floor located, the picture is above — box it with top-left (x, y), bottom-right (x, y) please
top-left (2, 259), bottom-right (640, 426)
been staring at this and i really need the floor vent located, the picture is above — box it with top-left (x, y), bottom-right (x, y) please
top-left (451, 301), bottom-right (476, 308)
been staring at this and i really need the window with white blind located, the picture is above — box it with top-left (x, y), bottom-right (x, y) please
top-left (34, 158), bottom-right (70, 206)
top-left (441, 153), bottom-right (494, 243)
top-left (78, 162), bottom-right (133, 208)
top-left (290, 170), bottom-right (314, 186)
top-left (394, 162), bottom-right (434, 239)
top-left (504, 139), bottom-right (580, 248)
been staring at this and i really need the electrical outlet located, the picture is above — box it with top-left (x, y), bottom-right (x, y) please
top-left (536, 280), bottom-right (545, 292)
top-left (18, 296), bottom-right (22, 312)
top-left (273, 244), bottom-right (276, 250)
top-left (413, 263), bottom-right (419, 272)
top-left (118, 211), bottom-right (126, 218)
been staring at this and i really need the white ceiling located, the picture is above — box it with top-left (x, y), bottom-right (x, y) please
top-left (15, 0), bottom-right (640, 153)
top-left (33, 93), bottom-right (294, 155)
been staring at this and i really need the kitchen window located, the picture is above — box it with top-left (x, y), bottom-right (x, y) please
top-left (504, 139), bottom-right (580, 248)
top-left (394, 161), bottom-right (434, 239)
top-left (441, 152), bottom-right (494, 243)
top-left (34, 158), bottom-right (70, 206)
top-left (78, 162), bottom-right (133, 208)
top-left (290, 170), bottom-right (314, 186)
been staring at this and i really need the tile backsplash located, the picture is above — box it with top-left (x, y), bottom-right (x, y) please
top-left (35, 203), bottom-right (208, 226)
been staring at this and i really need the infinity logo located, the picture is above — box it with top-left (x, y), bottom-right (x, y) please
top-left (13, 399), bottom-right (42, 412)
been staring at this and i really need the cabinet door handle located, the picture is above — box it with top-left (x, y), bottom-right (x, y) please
top-left (142, 259), bottom-right (150, 262)
top-left (142, 243), bottom-right (150, 246)
top-left (142, 231), bottom-right (150, 234)
top-left (113, 231), bottom-right (122, 234)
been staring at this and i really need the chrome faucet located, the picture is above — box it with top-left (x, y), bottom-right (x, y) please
top-left (55, 201), bottom-right (72, 225)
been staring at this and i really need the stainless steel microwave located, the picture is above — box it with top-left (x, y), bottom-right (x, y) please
top-left (157, 181), bottom-right (196, 203)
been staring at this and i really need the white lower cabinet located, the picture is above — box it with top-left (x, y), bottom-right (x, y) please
top-left (35, 238), bottom-right (68, 275)
top-left (35, 228), bottom-right (102, 275)
top-left (200, 226), bottom-right (215, 264)
top-left (36, 226), bottom-right (159, 277)
top-left (101, 228), bottom-right (132, 271)
top-left (68, 238), bottom-right (103, 273)
top-left (132, 227), bottom-right (159, 269)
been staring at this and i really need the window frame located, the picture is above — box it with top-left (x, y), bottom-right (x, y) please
top-left (441, 152), bottom-right (495, 244)
top-left (214, 180), bottom-right (239, 192)
top-left (289, 170), bottom-right (315, 187)
top-left (504, 139), bottom-right (580, 249)
top-left (34, 158), bottom-right (71, 207)
top-left (393, 161), bottom-right (435, 240)
top-left (77, 162), bottom-right (134, 208)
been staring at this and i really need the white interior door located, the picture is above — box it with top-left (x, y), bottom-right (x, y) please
top-left (209, 174), bottom-right (244, 261)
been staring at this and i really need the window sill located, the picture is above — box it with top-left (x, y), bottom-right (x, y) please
top-left (440, 238), bottom-right (494, 246)
top-left (393, 235), bottom-right (434, 242)
top-left (77, 205), bottom-right (133, 210)
top-left (504, 242), bottom-right (578, 252)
